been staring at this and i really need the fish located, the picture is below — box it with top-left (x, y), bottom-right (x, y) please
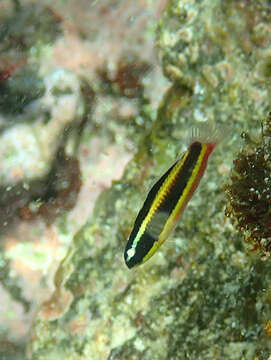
top-left (124, 123), bottom-right (222, 268)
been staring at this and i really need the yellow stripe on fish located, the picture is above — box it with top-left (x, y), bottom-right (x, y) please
top-left (124, 127), bottom-right (220, 268)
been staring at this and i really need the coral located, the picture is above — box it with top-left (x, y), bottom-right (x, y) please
top-left (225, 113), bottom-right (271, 259)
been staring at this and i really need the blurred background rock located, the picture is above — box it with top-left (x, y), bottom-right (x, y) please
top-left (0, 1), bottom-right (168, 359)
top-left (1, 1), bottom-right (271, 360)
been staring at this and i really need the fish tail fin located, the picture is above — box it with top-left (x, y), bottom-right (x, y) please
top-left (188, 121), bottom-right (229, 148)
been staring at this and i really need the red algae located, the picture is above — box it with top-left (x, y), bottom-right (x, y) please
top-left (225, 113), bottom-right (271, 259)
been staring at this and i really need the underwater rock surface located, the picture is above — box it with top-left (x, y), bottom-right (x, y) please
top-left (29, 1), bottom-right (271, 359)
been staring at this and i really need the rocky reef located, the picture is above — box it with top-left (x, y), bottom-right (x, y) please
top-left (2, 0), bottom-right (271, 359)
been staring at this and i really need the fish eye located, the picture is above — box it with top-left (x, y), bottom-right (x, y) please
top-left (126, 248), bottom-right (136, 260)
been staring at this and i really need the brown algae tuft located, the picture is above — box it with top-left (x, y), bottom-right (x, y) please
top-left (225, 113), bottom-right (271, 259)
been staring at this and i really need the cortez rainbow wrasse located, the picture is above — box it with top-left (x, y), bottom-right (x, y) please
top-left (124, 124), bottom-right (221, 268)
